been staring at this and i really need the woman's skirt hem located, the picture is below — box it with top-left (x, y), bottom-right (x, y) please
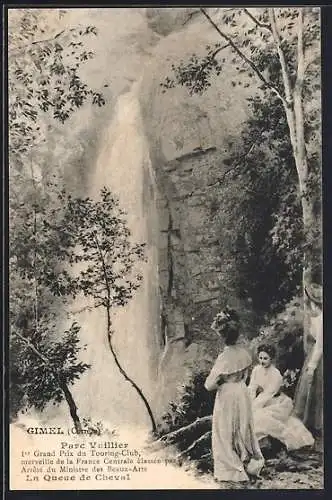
top-left (214, 469), bottom-right (249, 482)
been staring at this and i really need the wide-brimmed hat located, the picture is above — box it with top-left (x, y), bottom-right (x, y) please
top-left (304, 283), bottom-right (323, 306)
top-left (213, 345), bottom-right (252, 375)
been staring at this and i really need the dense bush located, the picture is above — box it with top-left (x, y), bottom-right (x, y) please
top-left (158, 370), bottom-right (214, 435)
top-left (249, 296), bottom-right (304, 398)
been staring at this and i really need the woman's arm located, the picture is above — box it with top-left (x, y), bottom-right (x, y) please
top-left (248, 366), bottom-right (259, 400)
top-left (252, 369), bottom-right (283, 409)
top-left (204, 356), bottom-right (224, 391)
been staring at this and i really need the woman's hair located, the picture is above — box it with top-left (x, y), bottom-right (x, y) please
top-left (223, 321), bottom-right (240, 346)
top-left (212, 307), bottom-right (240, 346)
top-left (257, 343), bottom-right (276, 360)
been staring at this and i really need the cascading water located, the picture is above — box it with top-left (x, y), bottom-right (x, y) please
top-left (68, 81), bottom-right (162, 431)
top-left (18, 82), bottom-right (162, 433)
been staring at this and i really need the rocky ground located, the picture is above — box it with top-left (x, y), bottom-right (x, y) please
top-left (242, 449), bottom-right (323, 489)
top-left (204, 446), bottom-right (324, 490)
top-left (157, 417), bottom-right (324, 490)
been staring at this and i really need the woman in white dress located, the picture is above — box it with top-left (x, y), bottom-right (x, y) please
top-left (205, 308), bottom-right (264, 483)
top-left (293, 284), bottom-right (323, 436)
top-left (249, 343), bottom-right (314, 451)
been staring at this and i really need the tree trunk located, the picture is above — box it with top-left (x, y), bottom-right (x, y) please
top-left (271, 6), bottom-right (320, 353)
top-left (92, 231), bottom-right (157, 434)
top-left (159, 415), bottom-right (212, 445)
top-left (294, 8), bottom-right (320, 350)
top-left (293, 81), bottom-right (317, 352)
top-left (59, 380), bottom-right (83, 433)
top-left (300, 189), bottom-right (317, 353)
top-left (106, 308), bottom-right (157, 434)
top-left (177, 431), bottom-right (212, 459)
top-left (281, 85), bottom-right (317, 354)
top-left (13, 331), bottom-right (84, 433)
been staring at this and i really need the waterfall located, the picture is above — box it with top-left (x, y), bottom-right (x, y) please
top-left (19, 82), bottom-right (162, 433)
top-left (68, 82), bottom-right (162, 430)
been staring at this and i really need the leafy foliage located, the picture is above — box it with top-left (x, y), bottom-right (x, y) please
top-left (9, 183), bottom-right (90, 420)
top-left (9, 9), bottom-right (106, 192)
top-left (161, 46), bottom-right (224, 95)
top-left (161, 7), bottom-right (321, 318)
top-left (44, 186), bottom-right (146, 310)
top-left (10, 185), bottom-right (76, 300)
top-left (10, 322), bottom-right (89, 413)
top-left (80, 417), bottom-right (118, 437)
top-left (9, 182), bottom-right (146, 420)
top-left (159, 371), bottom-right (214, 435)
top-left (211, 94), bottom-right (303, 320)
top-left (161, 8), bottom-right (319, 99)
top-left (46, 187), bottom-right (156, 432)
top-left (281, 368), bottom-right (301, 398)
top-left (8, 10), bottom-right (107, 421)
top-left (250, 296), bottom-right (305, 397)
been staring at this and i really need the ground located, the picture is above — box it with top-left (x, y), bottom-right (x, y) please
top-left (158, 422), bottom-right (324, 490)
top-left (248, 448), bottom-right (323, 489)
top-left (204, 446), bottom-right (324, 490)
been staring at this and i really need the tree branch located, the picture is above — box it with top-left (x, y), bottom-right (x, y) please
top-left (92, 231), bottom-right (111, 304)
top-left (32, 206), bottom-right (39, 340)
top-left (295, 8), bottom-right (305, 92)
top-left (13, 330), bottom-right (83, 433)
top-left (10, 31), bottom-right (63, 54)
top-left (31, 30), bottom-right (66, 46)
top-left (159, 415), bottom-right (212, 444)
top-left (293, 8), bottom-right (308, 188)
top-left (182, 9), bottom-right (201, 26)
top-left (13, 330), bottom-right (49, 364)
top-left (268, 8), bottom-right (294, 107)
top-left (9, 29), bottom-right (73, 54)
top-left (107, 335), bottom-right (157, 433)
top-left (200, 9), bottom-right (285, 104)
top-left (243, 8), bottom-right (272, 32)
top-left (268, 8), bottom-right (298, 159)
top-left (90, 233), bottom-right (157, 434)
top-left (71, 304), bottom-right (96, 315)
top-left (209, 44), bottom-right (230, 61)
top-left (184, 44), bottom-right (230, 93)
top-left (177, 430), bottom-right (212, 458)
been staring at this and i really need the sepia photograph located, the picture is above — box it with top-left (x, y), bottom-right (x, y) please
top-left (7, 6), bottom-right (323, 490)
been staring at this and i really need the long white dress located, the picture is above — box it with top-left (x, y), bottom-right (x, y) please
top-left (249, 364), bottom-right (314, 450)
top-left (294, 311), bottom-right (323, 433)
top-left (205, 345), bottom-right (264, 482)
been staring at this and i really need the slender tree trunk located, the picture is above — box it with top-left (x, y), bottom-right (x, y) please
top-left (296, 157), bottom-right (315, 354)
top-left (273, 7), bottom-right (319, 351)
top-left (105, 306), bottom-right (157, 434)
top-left (92, 232), bottom-right (157, 434)
top-left (280, 97), bottom-right (313, 349)
top-left (201, 7), bottom-right (321, 357)
top-left (13, 331), bottom-right (83, 433)
top-left (59, 379), bottom-right (83, 433)
top-left (297, 163), bottom-right (316, 353)
top-left (293, 7), bottom-right (319, 350)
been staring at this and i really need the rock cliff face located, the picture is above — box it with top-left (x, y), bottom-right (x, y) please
top-left (153, 148), bottom-right (226, 416)
top-left (151, 145), bottom-right (257, 417)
